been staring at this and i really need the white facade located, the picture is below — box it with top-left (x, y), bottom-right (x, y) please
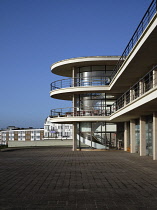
top-left (44, 117), bottom-right (72, 139)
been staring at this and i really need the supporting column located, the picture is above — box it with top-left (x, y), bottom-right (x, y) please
top-left (153, 69), bottom-right (157, 88)
top-left (72, 93), bottom-right (77, 151)
top-left (139, 81), bottom-right (144, 96)
top-left (124, 93), bottom-right (126, 106)
top-left (140, 116), bottom-right (146, 156)
top-left (130, 89), bottom-right (133, 103)
top-left (124, 122), bottom-right (128, 151)
top-left (73, 94), bottom-right (77, 117)
top-left (72, 67), bottom-right (77, 87)
top-left (153, 112), bottom-right (157, 160)
top-left (130, 119), bottom-right (135, 153)
top-left (72, 122), bottom-right (77, 151)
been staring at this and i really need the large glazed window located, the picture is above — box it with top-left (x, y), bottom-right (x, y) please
top-left (76, 65), bottom-right (116, 86)
top-left (145, 115), bottom-right (153, 156)
top-left (78, 122), bottom-right (117, 149)
top-left (135, 119), bottom-right (140, 153)
top-left (77, 93), bottom-right (115, 116)
top-left (50, 65), bottom-right (116, 90)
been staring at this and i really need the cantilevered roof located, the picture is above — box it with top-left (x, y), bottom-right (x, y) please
top-left (51, 56), bottom-right (120, 77)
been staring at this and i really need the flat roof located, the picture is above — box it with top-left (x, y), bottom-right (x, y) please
top-left (51, 56), bottom-right (120, 77)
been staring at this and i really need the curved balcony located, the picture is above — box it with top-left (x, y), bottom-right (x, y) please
top-left (50, 106), bottom-right (113, 119)
top-left (50, 76), bottom-right (111, 91)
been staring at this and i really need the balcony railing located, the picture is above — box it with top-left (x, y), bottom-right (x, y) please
top-left (50, 76), bottom-right (111, 91)
top-left (111, 0), bottom-right (157, 77)
top-left (111, 65), bottom-right (157, 113)
top-left (50, 106), bottom-right (112, 118)
top-left (50, 65), bottom-right (157, 119)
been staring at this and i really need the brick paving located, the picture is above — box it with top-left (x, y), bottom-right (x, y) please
top-left (1, 147), bottom-right (157, 209)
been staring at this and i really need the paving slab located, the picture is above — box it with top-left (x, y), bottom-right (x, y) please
top-left (1, 147), bottom-right (157, 209)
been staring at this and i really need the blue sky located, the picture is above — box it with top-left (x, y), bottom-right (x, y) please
top-left (0, 0), bottom-right (151, 128)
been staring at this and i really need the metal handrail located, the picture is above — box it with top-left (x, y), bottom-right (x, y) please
top-left (50, 105), bottom-right (112, 117)
top-left (111, 0), bottom-right (157, 77)
top-left (50, 76), bottom-right (111, 91)
top-left (111, 65), bottom-right (157, 113)
top-left (50, 65), bottom-right (157, 118)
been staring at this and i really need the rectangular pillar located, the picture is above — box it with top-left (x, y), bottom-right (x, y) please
top-left (153, 112), bottom-right (157, 160)
top-left (139, 81), bottom-right (144, 96)
top-left (73, 94), bottom-right (77, 117)
top-left (130, 120), bottom-right (135, 153)
top-left (72, 122), bottom-right (77, 151)
top-left (140, 116), bottom-right (146, 156)
top-left (72, 67), bottom-right (77, 87)
top-left (130, 89), bottom-right (133, 103)
top-left (124, 122), bottom-right (128, 151)
top-left (124, 93), bottom-right (126, 106)
top-left (153, 69), bottom-right (157, 88)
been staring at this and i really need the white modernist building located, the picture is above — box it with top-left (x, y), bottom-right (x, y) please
top-left (44, 117), bottom-right (73, 139)
top-left (49, 0), bottom-right (157, 160)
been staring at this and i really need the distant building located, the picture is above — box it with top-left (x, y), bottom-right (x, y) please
top-left (44, 117), bottom-right (73, 139)
top-left (7, 126), bottom-right (19, 130)
top-left (0, 120), bottom-right (73, 146)
top-left (0, 128), bottom-right (44, 145)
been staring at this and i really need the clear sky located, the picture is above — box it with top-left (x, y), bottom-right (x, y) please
top-left (0, 0), bottom-right (151, 129)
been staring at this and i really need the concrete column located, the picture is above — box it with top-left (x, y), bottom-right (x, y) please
top-left (73, 94), bottom-right (77, 117)
top-left (72, 67), bottom-right (75, 87)
top-left (72, 122), bottom-right (77, 151)
top-left (124, 93), bottom-right (126, 106)
top-left (124, 122), bottom-right (128, 151)
top-left (139, 81), bottom-right (144, 96)
top-left (153, 69), bottom-right (157, 88)
top-left (72, 92), bottom-right (77, 151)
top-left (140, 116), bottom-right (146, 156)
top-left (72, 67), bottom-right (75, 78)
top-left (72, 67), bottom-right (77, 87)
top-left (153, 112), bottom-right (157, 160)
top-left (130, 89), bottom-right (133, 103)
top-left (130, 119), bottom-right (135, 153)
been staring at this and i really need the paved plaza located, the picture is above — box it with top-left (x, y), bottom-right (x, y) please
top-left (1, 147), bottom-right (157, 209)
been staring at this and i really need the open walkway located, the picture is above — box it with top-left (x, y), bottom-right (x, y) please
top-left (1, 147), bottom-right (157, 209)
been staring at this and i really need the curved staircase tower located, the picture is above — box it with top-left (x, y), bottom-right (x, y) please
top-left (49, 56), bottom-right (119, 150)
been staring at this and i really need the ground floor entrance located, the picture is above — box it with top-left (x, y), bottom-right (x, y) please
top-left (77, 122), bottom-right (117, 149)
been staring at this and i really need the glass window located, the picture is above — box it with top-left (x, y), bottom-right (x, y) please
top-left (92, 66), bottom-right (105, 71)
top-left (106, 65), bottom-right (115, 70)
top-left (79, 66), bottom-right (91, 72)
top-left (105, 71), bottom-right (113, 76)
top-left (44, 126), bottom-right (49, 130)
top-left (80, 122), bottom-right (91, 132)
